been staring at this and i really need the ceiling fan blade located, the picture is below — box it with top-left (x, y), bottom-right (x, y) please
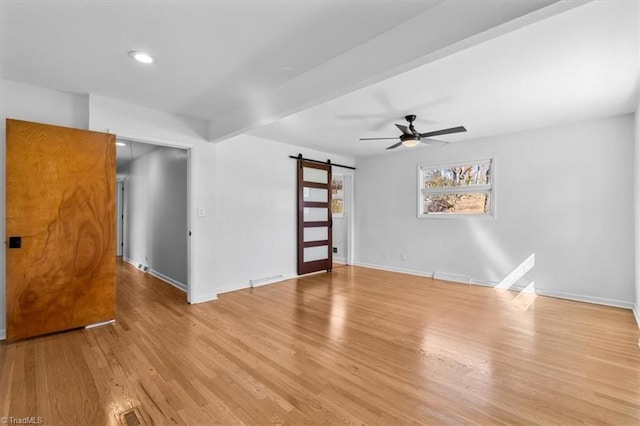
top-left (420, 138), bottom-right (449, 147)
top-left (386, 141), bottom-right (403, 150)
top-left (359, 137), bottom-right (400, 141)
top-left (395, 124), bottom-right (412, 135)
top-left (419, 126), bottom-right (467, 138)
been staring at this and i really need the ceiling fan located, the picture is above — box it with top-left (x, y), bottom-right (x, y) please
top-left (360, 115), bottom-right (467, 150)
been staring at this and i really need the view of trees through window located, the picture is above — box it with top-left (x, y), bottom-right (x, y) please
top-left (421, 161), bottom-right (492, 215)
top-left (331, 175), bottom-right (344, 217)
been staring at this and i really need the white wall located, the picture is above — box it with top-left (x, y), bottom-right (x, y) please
top-left (87, 95), bottom-right (218, 303)
top-left (122, 146), bottom-right (188, 288)
top-left (634, 1), bottom-right (640, 328)
top-left (0, 79), bottom-right (92, 339)
top-left (635, 103), bottom-right (640, 326)
top-left (356, 114), bottom-right (635, 307)
top-left (214, 134), bottom-right (355, 293)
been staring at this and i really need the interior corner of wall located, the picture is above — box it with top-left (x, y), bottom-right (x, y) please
top-left (205, 119), bottom-right (217, 143)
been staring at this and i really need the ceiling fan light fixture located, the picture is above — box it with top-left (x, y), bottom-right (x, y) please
top-left (128, 51), bottom-right (156, 64)
top-left (401, 137), bottom-right (420, 148)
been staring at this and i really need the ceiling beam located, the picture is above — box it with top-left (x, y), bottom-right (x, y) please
top-left (208, 0), bottom-right (589, 143)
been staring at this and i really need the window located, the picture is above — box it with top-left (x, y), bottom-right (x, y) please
top-left (331, 174), bottom-right (344, 218)
top-left (418, 158), bottom-right (494, 218)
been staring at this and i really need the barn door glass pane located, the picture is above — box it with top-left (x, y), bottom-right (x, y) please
top-left (304, 246), bottom-right (329, 262)
top-left (303, 167), bottom-right (328, 184)
top-left (303, 187), bottom-right (328, 202)
top-left (303, 207), bottom-right (328, 222)
top-left (304, 227), bottom-right (328, 242)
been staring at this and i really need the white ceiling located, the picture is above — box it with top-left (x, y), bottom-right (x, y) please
top-left (1, 0), bottom-right (439, 119)
top-left (250, 0), bottom-right (639, 157)
top-left (115, 139), bottom-right (158, 171)
top-left (2, 1), bottom-right (637, 159)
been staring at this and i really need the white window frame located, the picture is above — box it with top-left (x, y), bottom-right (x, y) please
top-left (417, 157), bottom-right (496, 220)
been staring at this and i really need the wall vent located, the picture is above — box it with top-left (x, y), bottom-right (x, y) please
top-left (119, 407), bottom-right (144, 426)
top-left (250, 274), bottom-right (284, 288)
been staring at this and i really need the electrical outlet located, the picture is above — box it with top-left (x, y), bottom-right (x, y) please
top-left (383, 251), bottom-right (389, 259)
top-left (400, 254), bottom-right (407, 261)
top-left (333, 247), bottom-right (338, 254)
top-left (198, 206), bottom-right (206, 217)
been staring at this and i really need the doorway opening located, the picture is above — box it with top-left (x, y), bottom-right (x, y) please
top-left (115, 137), bottom-right (191, 301)
top-left (331, 169), bottom-right (355, 270)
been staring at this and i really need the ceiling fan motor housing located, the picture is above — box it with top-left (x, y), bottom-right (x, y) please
top-left (404, 115), bottom-right (419, 138)
top-left (400, 133), bottom-right (420, 142)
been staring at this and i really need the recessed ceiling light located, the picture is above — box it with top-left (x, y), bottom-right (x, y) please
top-left (116, 142), bottom-right (126, 146)
top-left (128, 51), bottom-right (155, 64)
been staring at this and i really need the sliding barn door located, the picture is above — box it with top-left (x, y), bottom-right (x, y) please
top-left (6, 119), bottom-right (116, 341)
top-left (297, 159), bottom-right (332, 275)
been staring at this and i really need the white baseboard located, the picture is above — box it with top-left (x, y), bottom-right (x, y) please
top-left (252, 274), bottom-right (293, 288)
top-left (188, 293), bottom-right (218, 304)
top-left (217, 273), bottom-right (297, 295)
top-left (216, 282), bottom-right (250, 295)
top-left (469, 278), bottom-right (496, 287)
top-left (123, 257), bottom-right (138, 267)
top-left (632, 304), bottom-right (639, 329)
top-left (434, 271), bottom-right (470, 284)
top-left (250, 274), bottom-right (282, 288)
top-left (0, 328), bottom-right (5, 341)
top-left (123, 258), bottom-right (187, 293)
top-left (531, 289), bottom-right (635, 310)
top-left (353, 261), bottom-right (435, 278)
top-left (354, 262), bottom-right (635, 311)
top-left (333, 256), bottom-right (347, 264)
top-left (149, 269), bottom-right (187, 293)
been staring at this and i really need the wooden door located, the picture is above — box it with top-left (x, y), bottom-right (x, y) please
top-left (297, 159), bottom-right (332, 275)
top-left (6, 119), bottom-right (116, 341)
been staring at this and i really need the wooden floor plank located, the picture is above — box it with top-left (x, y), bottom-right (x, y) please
top-left (1, 259), bottom-right (639, 424)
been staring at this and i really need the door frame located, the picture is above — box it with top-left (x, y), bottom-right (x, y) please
top-left (109, 129), bottom-right (194, 303)
top-left (344, 172), bottom-right (356, 266)
top-left (116, 179), bottom-right (125, 257)
top-left (331, 168), bottom-right (355, 266)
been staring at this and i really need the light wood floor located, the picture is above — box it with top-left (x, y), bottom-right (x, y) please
top-left (1, 260), bottom-right (639, 425)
